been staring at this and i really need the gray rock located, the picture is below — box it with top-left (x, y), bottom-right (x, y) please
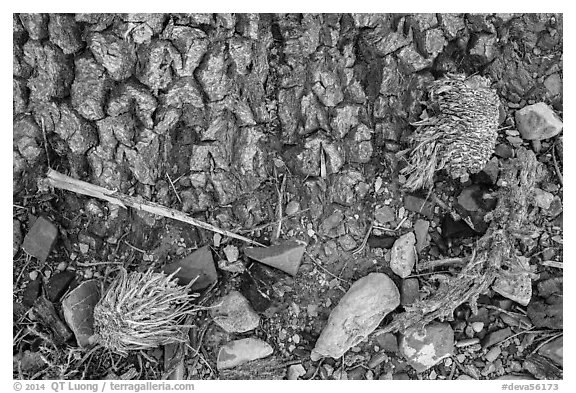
top-left (397, 45), bottom-right (433, 73)
top-left (534, 188), bottom-right (554, 210)
top-left (404, 195), bottom-right (434, 218)
top-left (439, 14), bottom-right (466, 40)
top-left (544, 73), bottom-right (562, 96)
top-left (217, 338), bottom-right (273, 370)
top-left (210, 291), bottom-right (260, 333)
top-left (287, 364), bottom-right (306, 380)
top-left (13, 219), bottom-right (22, 257)
top-left (401, 278), bottom-right (420, 306)
top-left (399, 322), bottom-right (454, 372)
top-left (457, 185), bottom-right (482, 212)
top-left (469, 34), bottom-right (498, 63)
top-left (71, 57), bottom-right (109, 121)
top-left (88, 32), bottom-right (136, 81)
top-left (48, 14), bottom-right (83, 54)
top-left (374, 205), bottom-right (395, 224)
top-left (311, 273), bottom-right (400, 360)
top-left (22, 217), bottom-right (58, 263)
top-left (390, 232), bottom-right (416, 278)
top-left (413, 219), bottom-right (430, 253)
top-left (538, 336), bottom-right (562, 367)
top-left (492, 256), bottom-right (532, 306)
top-left (482, 328), bottom-right (512, 348)
top-left (515, 103), bottom-right (563, 141)
top-left (330, 105), bottom-right (359, 139)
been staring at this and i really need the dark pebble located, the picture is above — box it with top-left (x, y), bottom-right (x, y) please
top-left (367, 235), bottom-right (397, 249)
top-left (46, 271), bottom-right (76, 302)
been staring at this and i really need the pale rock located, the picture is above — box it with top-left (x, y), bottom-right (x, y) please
top-left (399, 322), bottom-right (454, 372)
top-left (223, 244), bottom-right (239, 262)
top-left (216, 338), bottom-right (273, 370)
top-left (538, 336), bottom-right (562, 367)
top-left (311, 273), bottom-right (400, 360)
top-left (515, 103), bottom-right (563, 141)
top-left (413, 219), bottom-right (430, 253)
top-left (534, 188), bottom-right (554, 210)
top-left (210, 291), bottom-right (260, 333)
top-left (492, 256), bottom-right (532, 306)
top-left (287, 364), bottom-right (306, 380)
top-left (390, 232), bottom-right (416, 278)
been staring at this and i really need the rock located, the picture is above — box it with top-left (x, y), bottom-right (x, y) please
top-left (375, 332), bottom-right (399, 353)
top-left (337, 234), bottom-right (357, 251)
top-left (13, 219), bottom-right (22, 257)
top-left (471, 322), bottom-right (485, 333)
top-left (88, 32), bottom-right (136, 81)
top-left (492, 256), bottom-right (532, 306)
top-left (523, 354), bottom-right (562, 380)
top-left (457, 185), bottom-right (483, 212)
top-left (544, 73), bottom-right (562, 96)
top-left (61, 280), bottom-right (100, 348)
top-left (399, 322), bottom-right (454, 372)
top-left (223, 245), bottom-right (239, 263)
top-left (287, 364), bottom-right (306, 380)
top-left (515, 103), bottom-right (563, 141)
top-left (527, 296), bottom-right (563, 329)
top-left (534, 188), bottom-right (554, 210)
top-left (71, 56), bottom-right (109, 121)
top-left (367, 235), bottom-right (396, 249)
top-left (403, 195), bottom-right (434, 218)
top-left (478, 157), bottom-right (500, 184)
top-left (390, 232), bottom-right (416, 278)
top-left (285, 200), bottom-right (300, 216)
top-left (496, 374), bottom-right (536, 380)
top-left (210, 291), bottom-right (260, 333)
top-left (374, 206), bottom-right (395, 224)
top-left (22, 278), bottom-right (42, 309)
top-left (217, 338), bottom-right (273, 370)
top-left (311, 273), bottom-right (400, 360)
top-left (413, 219), bottom-right (430, 253)
top-left (485, 346), bottom-right (502, 363)
top-left (538, 336), bottom-right (562, 367)
top-left (48, 14), bottom-right (83, 54)
top-left (495, 143), bottom-right (514, 159)
top-left (46, 271), bottom-right (76, 302)
top-left (22, 217), bottom-right (58, 263)
top-left (482, 328), bottom-right (512, 349)
top-left (244, 240), bottom-right (306, 276)
top-left (401, 278), bottom-right (420, 306)
top-left (162, 246), bottom-right (217, 290)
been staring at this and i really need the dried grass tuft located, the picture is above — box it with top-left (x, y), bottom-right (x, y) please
top-left (92, 268), bottom-right (198, 355)
top-left (401, 73), bottom-right (500, 191)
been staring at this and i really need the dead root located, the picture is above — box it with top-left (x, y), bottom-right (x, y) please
top-left (376, 147), bottom-right (543, 334)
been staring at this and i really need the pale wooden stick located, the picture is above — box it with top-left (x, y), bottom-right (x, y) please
top-left (46, 169), bottom-right (265, 247)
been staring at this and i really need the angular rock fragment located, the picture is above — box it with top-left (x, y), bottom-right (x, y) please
top-left (162, 246), bottom-right (217, 290)
top-left (217, 338), bottom-right (273, 370)
top-left (515, 103), bottom-right (563, 141)
top-left (390, 232), bottom-right (417, 278)
top-left (88, 32), bottom-right (136, 80)
top-left (210, 291), bottom-right (260, 333)
top-left (401, 278), bottom-right (420, 306)
top-left (122, 13), bottom-right (166, 44)
top-left (413, 219), bottom-right (430, 252)
top-left (54, 103), bottom-right (99, 155)
top-left (330, 105), bottom-right (359, 139)
top-left (244, 241), bottom-right (306, 276)
top-left (347, 124), bottom-right (373, 163)
top-left (13, 219), bottom-right (22, 257)
top-left (287, 364), bottom-right (306, 380)
top-left (22, 217), bottom-right (58, 263)
top-left (48, 14), bottom-right (83, 54)
top-left (311, 273), bottom-right (400, 360)
top-left (62, 280), bottom-right (100, 348)
top-left (538, 337), bottom-right (562, 367)
top-left (397, 45), bottom-right (433, 73)
top-left (196, 43), bottom-right (230, 101)
top-left (399, 322), bottom-right (454, 372)
top-left (492, 256), bottom-right (532, 306)
top-left (71, 56), bottom-right (109, 121)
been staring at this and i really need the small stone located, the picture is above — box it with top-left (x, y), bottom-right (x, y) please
top-left (456, 354), bottom-right (466, 363)
top-left (538, 336), bottom-right (562, 367)
top-left (56, 262), bottom-right (68, 271)
top-left (374, 205), bottom-right (395, 224)
top-left (223, 245), bottom-right (239, 263)
top-left (337, 234), bottom-right (357, 251)
top-left (375, 332), bottom-right (398, 353)
top-left (469, 34), bottom-right (498, 63)
top-left (61, 280), bottom-right (100, 348)
top-left (413, 219), bottom-right (430, 253)
top-left (311, 273), bottom-right (400, 360)
top-left (293, 334), bottom-right (301, 344)
top-left (471, 322), bottom-right (485, 333)
top-left (244, 240), bottom-right (306, 276)
top-left (457, 374), bottom-right (475, 380)
top-left (216, 338), bottom-right (273, 370)
top-left (492, 256), bottom-right (532, 306)
top-left (79, 243), bottom-right (89, 254)
top-left (534, 188), bottom-right (554, 210)
top-left (210, 291), bottom-right (260, 333)
top-left (485, 346), bottom-right (502, 363)
top-left (162, 245), bottom-right (217, 290)
top-left (404, 195), bottom-right (434, 218)
top-left (401, 278), bottom-right (420, 306)
top-left (29, 271), bottom-right (39, 281)
top-left (482, 328), bottom-right (512, 348)
top-left (46, 271), bottom-right (76, 302)
top-left (495, 143), bottom-right (514, 159)
top-left (457, 185), bottom-right (482, 212)
top-left (22, 217), bottom-right (58, 263)
top-left (543, 73), bottom-right (562, 96)
top-left (285, 200), bottom-right (300, 216)
top-left (399, 322), bottom-right (454, 372)
top-left (13, 219), bottom-right (22, 257)
top-left (390, 232), bottom-right (416, 278)
top-left (287, 364), bottom-right (306, 380)
top-left (515, 103), bottom-right (563, 141)
top-left (307, 304), bottom-right (318, 318)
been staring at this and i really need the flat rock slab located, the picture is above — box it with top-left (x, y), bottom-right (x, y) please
top-left (61, 280), bottom-right (100, 348)
top-left (492, 256), bottom-right (532, 306)
top-left (311, 272), bottom-right (400, 360)
top-left (217, 338), bottom-right (273, 370)
top-left (538, 336), bottom-right (562, 367)
top-left (390, 232), bottom-right (416, 278)
top-left (244, 240), bottom-right (305, 276)
top-left (162, 245), bottom-right (217, 290)
top-left (210, 291), bottom-right (260, 333)
top-left (13, 219), bottom-right (22, 257)
top-left (22, 216), bottom-right (58, 262)
top-left (400, 322), bottom-right (454, 372)
top-left (515, 102), bottom-right (563, 141)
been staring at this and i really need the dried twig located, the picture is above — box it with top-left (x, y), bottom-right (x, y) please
top-left (46, 169), bottom-right (264, 247)
top-left (165, 173), bottom-right (182, 204)
top-left (273, 173), bottom-right (287, 242)
top-left (552, 142), bottom-right (563, 186)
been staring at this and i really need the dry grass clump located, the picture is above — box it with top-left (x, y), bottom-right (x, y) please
top-left (92, 268), bottom-right (198, 355)
top-left (401, 73), bottom-right (500, 191)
